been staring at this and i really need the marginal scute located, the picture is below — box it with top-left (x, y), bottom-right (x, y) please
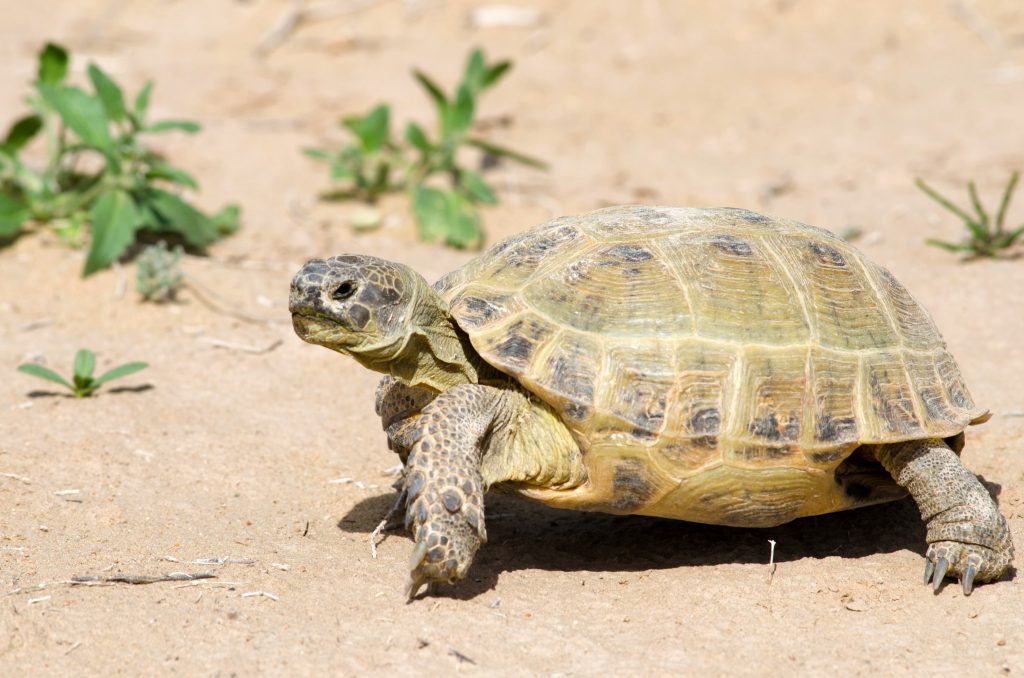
top-left (609, 459), bottom-right (658, 512)
top-left (449, 287), bottom-right (523, 332)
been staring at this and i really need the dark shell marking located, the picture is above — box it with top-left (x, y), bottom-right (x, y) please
top-left (610, 459), bottom-right (657, 512)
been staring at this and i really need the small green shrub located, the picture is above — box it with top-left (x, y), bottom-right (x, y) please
top-left (17, 349), bottom-right (148, 397)
top-left (0, 43), bottom-right (240, 276)
top-left (305, 48), bottom-right (546, 249)
top-left (136, 241), bottom-right (184, 302)
top-left (916, 172), bottom-right (1024, 258)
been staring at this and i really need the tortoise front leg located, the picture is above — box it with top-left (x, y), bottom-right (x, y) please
top-left (375, 376), bottom-right (436, 461)
top-left (402, 383), bottom-right (505, 599)
top-left (872, 438), bottom-right (1014, 594)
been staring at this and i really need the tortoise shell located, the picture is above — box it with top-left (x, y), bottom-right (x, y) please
top-left (435, 206), bottom-right (988, 524)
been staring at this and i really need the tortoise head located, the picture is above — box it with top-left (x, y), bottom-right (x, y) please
top-left (289, 255), bottom-right (416, 357)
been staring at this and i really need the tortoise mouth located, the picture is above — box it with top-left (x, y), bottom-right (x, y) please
top-left (291, 311), bottom-right (355, 347)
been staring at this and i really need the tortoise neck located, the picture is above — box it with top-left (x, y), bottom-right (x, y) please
top-left (356, 277), bottom-right (488, 392)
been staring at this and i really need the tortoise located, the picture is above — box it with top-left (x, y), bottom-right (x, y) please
top-left (289, 205), bottom-right (1013, 599)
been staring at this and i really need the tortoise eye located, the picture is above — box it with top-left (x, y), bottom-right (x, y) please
top-left (332, 281), bottom-right (357, 301)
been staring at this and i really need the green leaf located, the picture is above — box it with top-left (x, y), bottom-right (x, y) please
top-left (38, 84), bottom-right (113, 151)
top-left (342, 104), bottom-right (390, 153)
top-left (145, 188), bottom-right (218, 247)
top-left (996, 224), bottom-right (1024, 248)
top-left (440, 190), bottom-right (482, 248)
top-left (924, 238), bottom-right (969, 253)
top-left (84, 189), bottom-right (141, 276)
top-left (445, 84), bottom-right (475, 137)
top-left (2, 115), bottom-right (43, 154)
top-left (303, 148), bottom-right (333, 162)
top-left (459, 169), bottom-right (497, 205)
top-left (0, 194), bottom-right (30, 237)
top-left (966, 180), bottom-right (990, 230)
top-left (465, 137), bottom-right (548, 169)
top-left (17, 363), bottom-right (74, 391)
top-left (94, 361), bottom-right (148, 386)
top-left (330, 159), bottom-right (356, 181)
top-left (74, 349), bottom-right (96, 380)
top-left (413, 70), bottom-right (448, 111)
top-left (38, 43), bottom-right (69, 85)
top-left (147, 160), bottom-right (198, 189)
top-left (412, 185), bottom-right (449, 242)
top-left (411, 185), bottom-right (481, 248)
top-left (405, 122), bottom-right (432, 153)
top-left (463, 48), bottom-right (487, 96)
top-left (134, 81), bottom-right (154, 122)
top-left (462, 49), bottom-right (511, 96)
top-left (147, 119), bottom-right (201, 134)
top-left (483, 61), bottom-right (512, 89)
top-left (87, 63), bottom-right (127, 122)
top-left (995, 171), bottom-right (1019, 232)
top-left (915, 178), bottom-right (974, 224)
top-left (210, 203), bottom-right (241, 235)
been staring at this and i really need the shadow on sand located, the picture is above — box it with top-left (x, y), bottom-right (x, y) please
top-left (337, 476), bottom-right (1010, 599)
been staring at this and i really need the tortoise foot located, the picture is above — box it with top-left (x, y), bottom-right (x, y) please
top-left (924, 540), bottom-right (1012, 595)
top-left (404, 505), bottom-right (484, 600)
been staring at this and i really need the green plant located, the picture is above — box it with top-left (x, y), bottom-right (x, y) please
top-left (0, 43), bottom-right (240, 276)
top-left (17, 349), bottom-right (148, 397)
top-left (304, 48), bottom-right (546, 248)
top-left (136, 240), bottom-right (184, 302)
top-left (916, 172), bottom-right (1024, 258)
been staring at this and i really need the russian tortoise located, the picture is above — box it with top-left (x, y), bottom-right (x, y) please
top-left (289, 206), bottom-right (1013, 598)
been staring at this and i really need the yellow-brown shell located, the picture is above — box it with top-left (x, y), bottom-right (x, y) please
top-left (436, 206), bottom-right (987, 521)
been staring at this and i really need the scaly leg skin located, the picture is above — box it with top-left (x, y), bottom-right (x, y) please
top-left (374, 376), bottom-right (436, 461)
top-left (872, 438), bottom-right (1014, 595)
top-left (402, 384), bottom-right (503, 600)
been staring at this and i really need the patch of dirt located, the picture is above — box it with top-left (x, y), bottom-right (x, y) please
top-left (2, 1), bottom-right (1023, 674)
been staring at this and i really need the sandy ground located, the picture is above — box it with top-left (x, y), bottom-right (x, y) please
top-left (2, 0), bottom-right (1024, 675)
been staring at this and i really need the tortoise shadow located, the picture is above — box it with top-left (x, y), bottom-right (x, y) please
top-left (339, 476), bottom-right (1010, 599)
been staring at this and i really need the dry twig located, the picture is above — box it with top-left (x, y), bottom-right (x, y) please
top-left (162, 555), bottom-right (256, 566)
top-left (370, 489), bottom-right (407, 559)
top-left (199, 337), bottom-right (283, 354)
top-left (71, 571), bottom-right (217, 585)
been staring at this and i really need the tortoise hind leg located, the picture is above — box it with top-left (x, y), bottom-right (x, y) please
top-left (402, 384), bottom-right (507, 600)
top-left (871, 438), bottom-right (1014, 594)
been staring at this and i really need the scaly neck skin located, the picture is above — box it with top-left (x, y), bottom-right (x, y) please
top-left (350, 276), bottom-right (488, 393)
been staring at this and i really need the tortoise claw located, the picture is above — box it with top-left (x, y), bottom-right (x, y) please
top-left (405, 541), bottom-right (429, 601)
top-left (932, 557), bottom-right (949, 592)
top-left (923, 558), bottom-right (935, 585)
top-left (962, 564), bottom-right (977, 596)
